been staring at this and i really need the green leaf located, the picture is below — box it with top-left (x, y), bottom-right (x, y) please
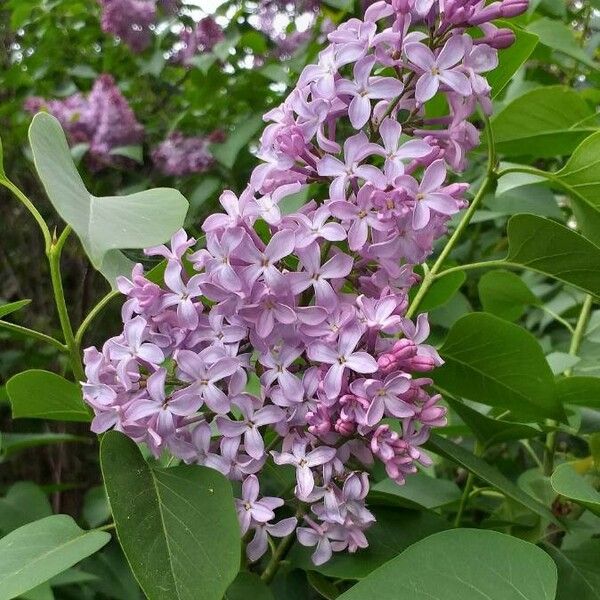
top-left (28, 113), bottom-right (188, 287)
top-left (0, 133), bottom-right (5, 179)
top-left (0, 515), bottom-right (110, 600)
top-left (492, 86), bottom-right (596, 157)
top-left (108, 145), bottom-right (144, 164)
top-left (555, 131), bottom-right (600, 244)
top-left (224, 572), bottom-right (274, 600)
top-left (546, 352), bottom-right (580, 376)
top-left (446, 397), bottom-right (541, 448)
top-left (487, 22), bottom-right (538, 98)
top-left (0, 482), bottom-right (52, 534)
top-left (290, 507), bottom-right (447, 580)
top-left (417, 270), bottom-right (466, 312)
top-left (100, 431), bottom-right (240, 600)
top-left (0, 433), bottom-right (88, 459)
top-left (486, 184), bottom-right (562, 219)
top-left (307, 571), bottom-right (340, 600)
top-left (434, 312), bottom-right (563, 421)
top-left (7, 370), bottom-right (90, 422)
top-left (506, 214), bottom-right (600, 298)
top-left (528, 18), bottom-right (599, 70)
top-left (551, 463), bottom-right (600, 517)
top-left (211, 115), bottom-right (264, 169)
top-left (556, 376), bottom-right (600, 409)
top-left (369, 473), bottom-right (461, 510)
top-left (426, 434), bottom-right (560, 525)
top-left (545, 540), bottom-right (600, 600)
top-left (337, 529), bottom-right (557, 600)
top-left (0, 300), bottom-right (31, 319)
top-left (478, 270), bottom-right (539, 321)
top-left (82, 486), bottom-right (110, 529)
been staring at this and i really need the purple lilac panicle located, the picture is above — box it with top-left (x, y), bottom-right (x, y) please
top-left (151, 132), bottom-right (215, 176)
top-left (25, 75), bottom-right (144, 171)
top-left (98, 0), bottom-right (157, 53)
top-left (82, 0), bottom-right (526, 566)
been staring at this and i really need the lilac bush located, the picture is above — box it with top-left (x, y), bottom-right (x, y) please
top-left (98, 0), bottom-right (157, 53)
top-left (82, 0), bottom-right (526, 566)
top-left (151, 132), bottom-right (215, 176)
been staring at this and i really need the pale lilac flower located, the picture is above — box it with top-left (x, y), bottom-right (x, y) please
top-left (217, 395), bottom-right (284, 459)
top-left (289, 243), bottom-right (353, 307)
top-left (397, 159), bottom-right (461, 229)
top-left (405, 36), bottom-right (471, 103)
top-left (235, 475), bottom-right (281, 534)
top-left (240, 230), bottom-right (296, 287)
top-left (175, 349), bottom-right (238, 414)
top-left (246, 517), bottom-right (297, 562)
top-left (337, 55), bottom-right (403, 128)
top-left (308, 326), bottom-right (378, 398)
top-left (272, 440), bottom-right (337, 498)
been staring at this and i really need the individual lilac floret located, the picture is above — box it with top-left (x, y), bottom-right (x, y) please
top-left (82, 0), bottom-right (526, 567)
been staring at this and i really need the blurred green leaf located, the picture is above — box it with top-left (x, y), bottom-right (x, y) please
top-left (108, 145), bottom-right (144, 164)
top-left (488, 22), bottom-right (538, 97)
top-left (224, 572), bottom-right (274, 600)
top-left (507, 214), bottom-right (600, 298)
top-left (492, 86), bottom-right (597, 157)
top-left (446, 397), bottom-right (541, 448)
top-left (211, 115), bottom-right (264, 169)
top-left (369, 473), bottom-right (461, 510)
top-left (551, 463), bottom-right (600, 516)
top-left (82, 486), bottom-right (110, 529)
top-left (426, 434), bottom-right (560, 525)
top-left (7, 370), bottom-right (90, 422)
top-left (0, 300), bottom-right (31, 319)
top-left (418, 270), bottom-right (466, 312)
top-left (557, 376), bottom-right (600, 409)
top-left (545, 541), bottom-right (600, 600)
top-left (0, 433), bottom-right (88, 459)
top-left (0, 515), bottom-right (110, 600)
top-left (528, 18), bottom-right (599, 70)
top-left (478, 270), bottom-right (539, 321)
top-left (0, 482), bottom-right (52, 535)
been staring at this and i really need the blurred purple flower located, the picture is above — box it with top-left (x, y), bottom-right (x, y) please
top-left (151, 131), bottom-right (215, 176)
top-left (98, 0), bottom-right (156, 53)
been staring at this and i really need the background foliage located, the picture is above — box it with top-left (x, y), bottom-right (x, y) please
top-left (1, 0), bottom-right (600, 598)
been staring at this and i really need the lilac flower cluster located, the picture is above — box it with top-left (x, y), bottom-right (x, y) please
top-left (97, 0), bottom-right (157, 53)
top-left (82, 0), bottom-right (526, 566)
top-left (25, 75), bottom-right (144, 171)
top-left (151, 132), bottom-right (214, 176)
top-left (172, 16), bottom-right (225, 66)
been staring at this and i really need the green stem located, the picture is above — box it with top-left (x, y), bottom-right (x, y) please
top-left (48, 226), bottom-right (85, 381)
top-left (0, 320), bottom-right (68, 352)
top-left (75, 290), bottom-right (119, 346)
top-left (0, 178), bottom-right (52, 254)
top-left (432, 259), bottom-right (509, 279)
top-left (454, 440), bottom-right (484, 527)
top-left (406, 115), bottom-right (497, 319)
top-left (96, 522), bottom-right (116, 532)
top-left (260, 530), bottom-right (296, 584)
top-left (543, 294), bottom-right (594, 476)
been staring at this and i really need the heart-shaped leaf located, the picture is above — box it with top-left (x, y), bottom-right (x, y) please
top-left (28, 113), bottom-right (188, 287)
